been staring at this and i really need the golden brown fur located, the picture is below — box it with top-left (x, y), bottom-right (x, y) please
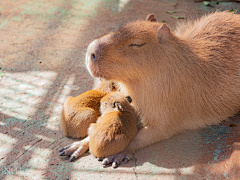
top-left (88, 92), bottom-right (137, 158)
top-left (85, 11), bottom-right (240, 155)
top-left (61, 79), bottom-right (117, 138)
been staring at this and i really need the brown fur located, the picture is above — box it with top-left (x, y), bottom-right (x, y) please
top-left (88, 92), bottom-right (138, 158)
top-left (85, 11), bottom-right (240, 154)
top-left (61, 79), bottom-right (117, 138)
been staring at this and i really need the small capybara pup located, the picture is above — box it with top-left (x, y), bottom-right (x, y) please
top-left (60, 11), bottom-right (240, 167)
top-left (61, 79), bottom-right (117, 138)
top-left (88, 92), bottom-right (138, 162)
top-left (59, 92), bottom-right (137, 165)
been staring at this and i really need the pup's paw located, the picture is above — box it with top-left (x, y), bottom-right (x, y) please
top-left (59, 137), bottom-right (89, 162)
top-left (101, 150), bottom-right (133, 168)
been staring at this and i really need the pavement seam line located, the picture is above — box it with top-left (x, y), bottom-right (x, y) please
top-left (12, 138), bottom-right (43, 164)
top-left (132, 154), bottom-right (138, 180)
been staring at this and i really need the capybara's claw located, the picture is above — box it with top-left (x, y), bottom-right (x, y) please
top-left (102, 159), bottom-right (109, 166)
top-left (102, 151), bottom-right (132, 168)
top-left (59, 151), bottom-right (65, 156)
top-left (69, 155), bottom-right (76, 162)
top-left (111, 152), bottom-right (125, 168)
top-left (102, 154), bottom-right (115, 166)
top-left (58, 145), bottom-right (70, 152)
top-left (112, 162), bottom-right (118, 168)
top-left (124, 158), bottom-right (129, 164)
top-left (58, 137), bottom-right (90, 161)
top-left (58, 147), bottom-right (64, 152)
top-left (58, 145), bottom-right (76, 156)
top-left (97, 157), bottom-right (103, 161)
top-left (124, 153), bottom-right (131, 163)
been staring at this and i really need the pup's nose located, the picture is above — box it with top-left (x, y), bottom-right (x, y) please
top-left (86, 39), bottom-right (100, 63)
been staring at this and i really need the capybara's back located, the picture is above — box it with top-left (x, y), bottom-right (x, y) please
top-left (85, 11), bottom-right (240, 154)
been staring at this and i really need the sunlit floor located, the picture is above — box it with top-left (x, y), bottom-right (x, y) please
top-left (1, 0), bottom-right (240, 179)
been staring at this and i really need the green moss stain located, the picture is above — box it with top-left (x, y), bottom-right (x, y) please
top-left (201, 125), bottom-right (234, 163)
top-left (0, 5), bottom-right (4, 12)
top-left (11, 16), bottom-right (23, 22)
top-left (1, 117), bottom-right (26, 125)
top-left (0, 19), bottom-right (8, 29)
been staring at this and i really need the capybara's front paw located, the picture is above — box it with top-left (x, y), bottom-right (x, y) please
top-left (101, 150), bottom-right (133, 168)
top-left (59, 137), bottom-right (89, 162)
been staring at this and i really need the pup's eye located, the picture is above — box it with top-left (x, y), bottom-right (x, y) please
top-left (113, 101), bottom-right (117, 108)
top-left (129, 39), bottom-right (146, 47)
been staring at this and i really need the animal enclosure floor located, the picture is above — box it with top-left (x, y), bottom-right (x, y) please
top-left (1, 0), bottom-right (240, 179)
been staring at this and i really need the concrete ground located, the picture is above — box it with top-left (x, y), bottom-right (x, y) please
top-left (0, 0), bottom-right (240, 179)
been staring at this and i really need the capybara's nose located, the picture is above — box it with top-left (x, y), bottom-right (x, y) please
top-left (86, 39), bottom-right (100, 63)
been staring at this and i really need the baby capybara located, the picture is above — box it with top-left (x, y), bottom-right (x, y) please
top-left (88, 92), bottom-right (137, 162)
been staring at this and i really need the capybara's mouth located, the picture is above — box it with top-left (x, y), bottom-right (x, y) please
top-left (86, 62), bottom-right (100, 77)
top-left (86, 60), bottom-right (108, 79)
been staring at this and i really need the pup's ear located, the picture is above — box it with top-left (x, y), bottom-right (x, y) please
top-left (111, 82), bottom-right (115, 91)
top-left (113, 101), bottom-right (123, 111)
top-left (146, 14), bottom-right (157, 22)
top-left (126, 96), bottom-right (132, 103)
top-left (156, 23), bottom-right (170, 44)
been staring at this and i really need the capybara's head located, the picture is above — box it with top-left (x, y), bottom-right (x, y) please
top-left (85, 14), bottom-right (173, 82)
top-left (100, 92), bottom-right (133, 115)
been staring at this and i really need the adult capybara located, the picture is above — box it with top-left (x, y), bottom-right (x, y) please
top-left (60, 11), bottom-right (240, 167)
top-left (60, 79), bottom-right (117, 138)
top-left (88, 92), bottom-right (137, 166)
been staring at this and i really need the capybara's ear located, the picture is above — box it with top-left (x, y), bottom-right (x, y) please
top-left (156, 23), bottom-right (170, 43)
top-left (113, 101), bottom-right (123, 111)
top-left (126, 96), bottom-right (132, 103)
top-left (146, 14), bottom-right (157, 22)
